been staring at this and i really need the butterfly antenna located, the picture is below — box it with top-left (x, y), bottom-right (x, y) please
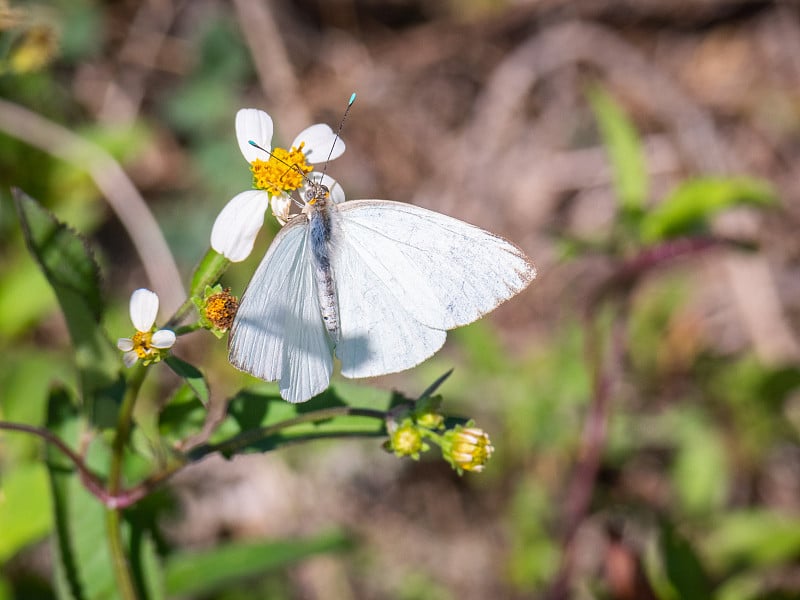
top-left (321, 92), bottom-right (356, 180)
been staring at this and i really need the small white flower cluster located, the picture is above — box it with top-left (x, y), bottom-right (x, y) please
top-left (117, 289), bottom-right (175, 367)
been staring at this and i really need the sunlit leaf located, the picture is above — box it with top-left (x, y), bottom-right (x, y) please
top-left (164, 531), bottom-right (351, 597)
top-left (13, 189), bottom-right (123, 429)
top-left (0, 462), bottom-right (53, 562)
top-left (703, 511), bottom-right (800, 573)
top-left (640, 177), bottom-right (776, 242)
top-left (588, 85), bottom-right (648, 213)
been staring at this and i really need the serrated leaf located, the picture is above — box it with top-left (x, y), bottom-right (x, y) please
top-left (588, 85), bottom-right (648, 213)
top-left (13, 189), bottom-right (123, 428)
top-left (164, 355), bottom-right (210, 407)
top-left (164, 531), bottom-right (351, 597)
top-left (641, 177), bottom-right (776, 242)
top-left (13, 188), bottom-right (103, 318)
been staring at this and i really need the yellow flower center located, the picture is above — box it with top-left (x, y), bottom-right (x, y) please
top-left (392, 423), bottom-right (424, 457)
top-left (132, 331), bottom-right (154, 358)
top-left (251, 143), bottom-right (312, 195)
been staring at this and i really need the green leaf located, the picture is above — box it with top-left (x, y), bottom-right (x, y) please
top-left (640, 177), bottom-right (777, 242)
top-left (671, 418), bottom-right (729, 516)
top-left (46, 386), bottom-right (93, 600)
top-left (13, 189), bottom-right (123, 429)
top-left (45, 386), bottom-right (163, 600)
top-left (196, 383), bottom-right (391, 459)
top-left (165, 355), bottom-right (210, 407)
top-left (164, 531), bottom-right (351, 597)
top-left (702, 511), bottom-right (800, 573)
top-left (587, 85), bottom-right (648, 213)
top-left (659, 521), bottom-right (712, 600)
top-left (0, 351), bottom-right (70, 461)
top-left (0, 462), bottom-right (53, 562)
top-left (13, 188), bottom-right (102, 318)
top-left (159, 383), bottom-right (208, 443)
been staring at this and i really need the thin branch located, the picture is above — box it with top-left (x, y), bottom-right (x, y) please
top-left (0, 98), bottom-right (185, 313)
top-left (232, 0), bottom-right (310, 135)
top-left (190, 406), bottom-right (388, 460)
top-left (0, 421), bottom-right (108, 499)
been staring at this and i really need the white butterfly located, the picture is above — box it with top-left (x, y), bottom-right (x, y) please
top-left (228, 178), bottom-right (536, 403)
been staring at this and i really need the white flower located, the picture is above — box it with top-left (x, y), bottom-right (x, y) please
top-left (210, 109), bottom-right (346, 262)
top-left (117, 288), bottom-right (176, 367)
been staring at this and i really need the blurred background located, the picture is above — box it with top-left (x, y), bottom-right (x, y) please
top-left (1, 0), bottom-right (800, 598)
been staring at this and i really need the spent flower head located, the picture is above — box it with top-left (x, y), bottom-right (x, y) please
top-left (193, 285), bottom-right (239, 338)
top-left (117, 288), bottom-right (175, 367)
top-left (210, 109), bottom-right (346, 262)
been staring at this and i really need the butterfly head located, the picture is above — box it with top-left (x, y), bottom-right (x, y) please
top-left (305, 182), bottom-right (330, 207)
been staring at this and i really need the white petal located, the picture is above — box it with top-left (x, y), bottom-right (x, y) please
top-left (236, 109), bottom-right (273, 163)
top-left (130, 288), bottom-right (159, 332)
top-left (123, 351), bottom-right (139, 368)
top-left (117, 338), bottom-right (134, 352)
top-left (304, 172), bottom-right (345, 204)
top-left (151, 329), bottom-right (176, 349)
top-left (210, 190), bottom-right (269, 262)
top-left (270, 193), bottom-right (292, 225)
top-left (292, 124), bottom-right (345, 164)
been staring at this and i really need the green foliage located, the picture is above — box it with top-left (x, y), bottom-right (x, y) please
top-left (658, 521), bottom-right (713, 600)
top-left (164, 531), bottom-right (351, 597)
top-left (640, 177), bottom-right (777, 242)
top-left (14, 190), bottom-right (122, 429)
top-left (164, 356), bottom-right (210, 407)
top-left (197, 383), bottom-right (391, 458)
top-left (588, 85), bottom-right (648, 214)
top-left (0, 462), bottom-right (53, 563)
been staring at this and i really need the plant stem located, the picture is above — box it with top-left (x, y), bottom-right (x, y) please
top-left (105, 508), bottom-right (139, 600)
top-left (105, 362), bottom-right (148, 600)
top-left (190, 406), bottom-right (387, 460)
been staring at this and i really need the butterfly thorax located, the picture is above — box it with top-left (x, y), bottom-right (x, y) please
top-left (306, 184), bottom-right (340, 343)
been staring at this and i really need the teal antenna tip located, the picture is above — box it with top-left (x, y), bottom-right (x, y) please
top-left (349, 92), bottom-right (357, 105)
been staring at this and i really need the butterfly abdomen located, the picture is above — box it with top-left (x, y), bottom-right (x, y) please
top-left (309, 203), bottom-right (340, 343)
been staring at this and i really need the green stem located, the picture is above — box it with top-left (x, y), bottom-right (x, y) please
top-left (173, 321), bottom-right (203, 336)
top-left (190, 406), bottom-right (388, 460)
top-left (105, 362), bottom-right (148, 600)
top-left (105, 508), bottom-right (138, 600)
top-left (109, 364), bottom-right (147, 494)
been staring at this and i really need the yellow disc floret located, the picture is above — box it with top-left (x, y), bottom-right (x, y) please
top-left (131, 330), bottom-right (155, 358)
top-left (205, 289), bottom-right (239, 332)
top-left (251, 143), bottom-right (312, 195)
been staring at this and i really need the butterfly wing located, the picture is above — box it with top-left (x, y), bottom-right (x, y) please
top-left (229, 218), bottom-right (333, 403)
top-left (332, 199), bottom-right (536, 378)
